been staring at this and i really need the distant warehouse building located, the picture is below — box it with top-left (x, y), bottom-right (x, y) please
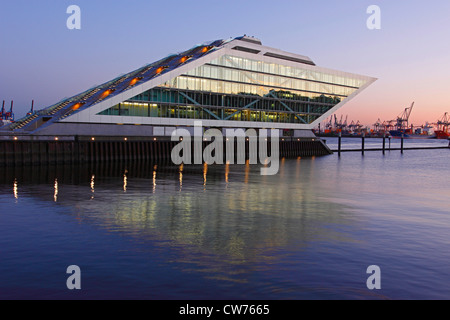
top-left (1, 35), bottom-right (375, 140)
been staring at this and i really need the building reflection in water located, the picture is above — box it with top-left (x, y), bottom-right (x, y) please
top-left (225, 162), bottom-right (229, 186)
top-left (123, 170), bottom-right (128, 192)
top-left (179, 164), bottom-right (183, 192)
top-left (13, 179), bottom-right (18, 200)
top-left (244, 160), bottom-right (250, 184)
top-left (53, 179), bottom-right (58, 202)
top-left (203, 163), bottom-right (208, 190)
top-left (90, 175), bottom-right (95, 200)
top-left (0, 160), bottom-right (357, 284)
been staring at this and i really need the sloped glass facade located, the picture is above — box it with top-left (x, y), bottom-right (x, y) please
top-left (99, 55), bottom-right (367, 124)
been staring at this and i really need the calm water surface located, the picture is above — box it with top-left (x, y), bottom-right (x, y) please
top-left (0, 145), bottom-right (449, 300)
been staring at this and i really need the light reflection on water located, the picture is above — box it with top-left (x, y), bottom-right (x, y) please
top-left (0, 149), bottom-right (449, 300)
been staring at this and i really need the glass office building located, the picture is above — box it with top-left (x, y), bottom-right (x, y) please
top-left (3, 36), bottom-right (375, 137)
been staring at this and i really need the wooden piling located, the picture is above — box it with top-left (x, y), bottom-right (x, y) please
top-left (338, 132), bottom-right (342, 157)
top-left (362, 133), bottom-right (365, 156)
top-left (401, 134), bottom-right (404, 154)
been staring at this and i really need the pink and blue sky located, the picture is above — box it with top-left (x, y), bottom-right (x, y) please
top-left (1, 0), bottom-right (449, 126)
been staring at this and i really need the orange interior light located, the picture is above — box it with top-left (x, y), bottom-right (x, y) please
top-left (129, 77), bottom-right (142, 86)
top-left (154, 66), bottom-right (169, 75)
top-left (180, 56), bottom-right (192, 63)
top-left (201, 46), bottom-right (213, 53)
top-left (101, 90), bottom-right (111, 98)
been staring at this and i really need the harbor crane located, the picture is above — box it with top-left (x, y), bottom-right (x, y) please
top-left (436, 112), bottom-right (449, 131)
top-left (382, 120), bottom-right (395, 132)
top-left (373, 118), bottom-right (382, 131)
top-left (348, 120), bottom-right (363, 133)
top-left (324, 116), bottom-right (333, 132)
top-left (434, 112), bottom-right (450, 139)
top-left (395, 102), bottom-right (414, 130)
top-left (26, 100), bottom-right (35, 116)
top-left (334, 114), bottom-right (348, 132)
top-left (0, 100), bottom-right (15, 122)
top-left (0, 101), bottom-right (5, 121)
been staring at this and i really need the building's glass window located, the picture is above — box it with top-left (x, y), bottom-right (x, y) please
top-left (97, 54), bottom-right (367, 125)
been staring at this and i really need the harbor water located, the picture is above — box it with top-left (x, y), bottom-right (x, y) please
top-left (0, 144), bottom-right (449, 299)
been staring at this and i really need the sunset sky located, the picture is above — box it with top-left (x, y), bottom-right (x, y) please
top-left (1, 0), bottom-right (449, 127)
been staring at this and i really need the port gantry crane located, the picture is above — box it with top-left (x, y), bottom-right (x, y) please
top-left (436, 112), bottom-right (449, 131)
top-left (394, 102), bottom-right (414, 131)
top-left (26, 100), bottom-right (35, 116)
top-left (0, 100), bottom-right (15, 123)
top-left (0, 101), bottom-right (5, 121)
top-left (348, 120), bottom-right (363, 134)
top-left (434, 112), bottom-right (450, 139)
top-left (373, 118), bottom-right (382, 131)
top-left (334, 114), bottom-right (348, 133)
top-left (382, 120), bottom-right (395, 132)
top-left (322, 116), bottom-right (333, 132)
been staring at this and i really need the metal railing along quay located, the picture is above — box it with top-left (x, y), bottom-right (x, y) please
top-left (330, 133), bottom-right (450, 156)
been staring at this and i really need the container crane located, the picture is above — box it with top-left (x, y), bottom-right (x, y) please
top-left (324, 116), bottom-right (333, 133)
top-left (435, 112), bottom-right (449, 139)
top-left (373, 118), bottom-right (382, 131)
top-left (334, 114), bottom-right (348, 133)
top-left (26, 100), bottom-right (35, 116)
top-left (4, 101), bottom-right (15, 122)
top-left (0, 100), bottom-right (5, 121)
top-left (395, 102), bottom-right (414, 131)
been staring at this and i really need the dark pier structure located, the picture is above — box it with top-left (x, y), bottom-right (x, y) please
top-left (0, 136), bottom-right (331, 166)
